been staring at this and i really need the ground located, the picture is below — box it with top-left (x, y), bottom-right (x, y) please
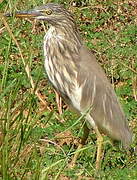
top-left (0, 0), bottom-right (137, 179)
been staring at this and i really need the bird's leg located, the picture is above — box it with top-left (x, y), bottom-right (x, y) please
top-left (94, 127), bottom-right (103, 170)
top-left (69, 123), bottom-right (90, 168)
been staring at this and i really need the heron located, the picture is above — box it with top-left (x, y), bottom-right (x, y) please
top-left (5, 3), bottom-right (132, 169)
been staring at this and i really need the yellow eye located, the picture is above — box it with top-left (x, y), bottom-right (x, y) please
top-left (45, 9), bottom-right (52, 15)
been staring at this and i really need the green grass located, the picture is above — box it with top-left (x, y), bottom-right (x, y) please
top-left (0, 0), bottom-right (137, 179)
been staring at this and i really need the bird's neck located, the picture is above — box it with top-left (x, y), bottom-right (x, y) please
top-left (47, 23), bottom-right (82, 48)
top-left (44, 24), bottom-right (82, 66)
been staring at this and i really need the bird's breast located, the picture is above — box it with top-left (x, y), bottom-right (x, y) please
top-left (43, 29), bottom-right (83, 112)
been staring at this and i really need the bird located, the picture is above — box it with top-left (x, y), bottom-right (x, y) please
top-left (5, 3), bottom-right (132, 169)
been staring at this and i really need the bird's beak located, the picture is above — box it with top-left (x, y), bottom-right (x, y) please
top-left (4, 9), bottom-right (42, 19)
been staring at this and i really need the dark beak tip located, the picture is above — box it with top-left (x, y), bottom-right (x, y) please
top-left (4, 12), bottom-right (13, 17)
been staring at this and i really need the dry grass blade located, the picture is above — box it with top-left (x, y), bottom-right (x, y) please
top-left (0, 26), bottom-right (5, 34)
top-left (119, 61), bottom-right (137, 75)
top-left (132, 76), bottom-right (137, 101)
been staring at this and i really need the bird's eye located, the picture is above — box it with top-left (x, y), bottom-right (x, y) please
top-left (45, 9), bottom-right (52, 15)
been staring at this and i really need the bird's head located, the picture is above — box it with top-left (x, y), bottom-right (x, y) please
top-left (5, 3), bottom-right (75, 26)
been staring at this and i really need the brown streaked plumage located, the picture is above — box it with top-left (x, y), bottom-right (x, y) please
top-left (5, 3), bottom-right (132, 169)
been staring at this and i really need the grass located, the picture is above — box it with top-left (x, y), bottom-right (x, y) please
top-left (0, 0), bottom-right (137, 179)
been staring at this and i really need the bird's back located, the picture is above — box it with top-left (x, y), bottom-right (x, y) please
top-left (77, 46), bottom-right (132, 148)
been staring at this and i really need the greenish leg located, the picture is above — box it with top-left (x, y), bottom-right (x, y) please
top-left (69, 123), bottom-right (90, 168)
top-left (94, 127), bottom-right (103, 170)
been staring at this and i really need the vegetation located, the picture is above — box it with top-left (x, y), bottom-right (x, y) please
top-left (0, 0), bottom-right (137, 179)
